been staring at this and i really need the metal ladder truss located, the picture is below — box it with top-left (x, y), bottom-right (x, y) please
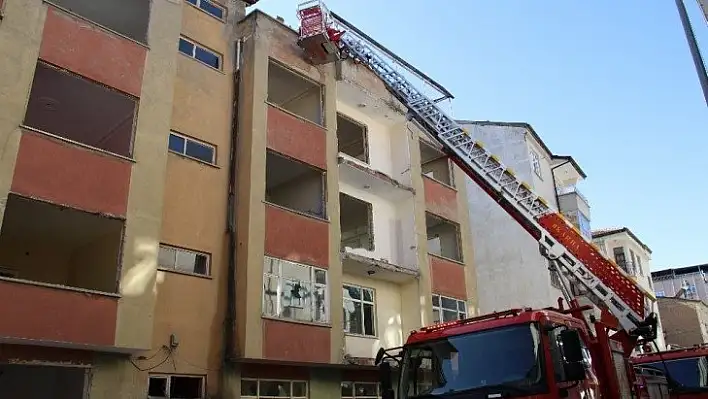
top-left (328, 29), bottom-right (653, 333)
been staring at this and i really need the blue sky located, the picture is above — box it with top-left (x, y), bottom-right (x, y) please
top-left (252, 1), bottom-right (708, 271)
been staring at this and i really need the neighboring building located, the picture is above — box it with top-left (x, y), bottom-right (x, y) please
top-left (652, 264), bottom-right (708, 301)
top-left (0, 2), bottom-right (476, 398)
top-left (657, 297), bottom-right (708, 349)
top-left (593, 227), bottom-right (666, 350)
top-left (456, 121), bottom-right (588, 312)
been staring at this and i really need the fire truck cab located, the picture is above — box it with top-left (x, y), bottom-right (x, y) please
top-left (376, 308), bottom-right (600, 399)
top-left (633, 346), bottom-right (708, 397)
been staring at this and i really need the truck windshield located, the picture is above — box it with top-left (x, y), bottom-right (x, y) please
top-left (641, 356), bottom-right (708, 392)
top-left (398, 323), bottom-right (544, 399)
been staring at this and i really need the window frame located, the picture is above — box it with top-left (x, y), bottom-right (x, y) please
top-left (148, 374), bottom-right (206, 399)
top-left (262, 256), bottom-right (330, 324)
top-left (432, 294), bottom-right (467, 324)
top-left (241, 378), bottom-right (308, 399)
top-left (168, 131), bottom-right (217, 165)
top-left (613, 247), bottom-right (628, 273)
top-left (184, 0), bottom-right (226, 20)
top-left (341, 381), bottom-right (381, 399)
top-left (158, 243), bottom-right (212, 277)
top-left (530, 150), bottom-right (542, 178)
top-left (178, 36), bottom-right (223, 70)
top-left (342, 283), bottom-right (377, 337)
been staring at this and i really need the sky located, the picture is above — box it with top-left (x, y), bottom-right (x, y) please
top-left (252, 0), bottom-right (708, 271)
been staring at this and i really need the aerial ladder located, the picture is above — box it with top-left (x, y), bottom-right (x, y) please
top-left (295, 0), bottom-right (657, 339)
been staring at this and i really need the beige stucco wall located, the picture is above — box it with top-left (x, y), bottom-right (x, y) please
top-left (0, 0), bottom-right (47, 226)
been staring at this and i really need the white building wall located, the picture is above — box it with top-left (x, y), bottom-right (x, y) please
top-left (594, 233), bottom-right (666, 350)
top-left (461, 123), bottom-right (563, 313)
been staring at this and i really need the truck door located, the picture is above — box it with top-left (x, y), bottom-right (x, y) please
top-left (547, 324), bottom-right (600, 398)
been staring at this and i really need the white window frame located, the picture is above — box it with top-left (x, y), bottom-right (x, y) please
top-left (185, 0), bottom-right (226, 20)
top-left (263, 256), bottom-right (329, 323)
top-left (148, 374), bottom-right (206, 399)
top-left (343, 284), bottom-right (377, 337)
top-left (178, 36), bottom-right (223, 70)
top-left (241, 379), bottom-right (308, 399)
top-left (530, 150), bottom-right (542, 178)
top-left (158, 244), bottom-right (211, 277)
top-left (168, 131), bottom-right (217, 165)
top-left (432, 294), bottom-right (467, 324)
top-left (341, 381), bottom-right (381, 399)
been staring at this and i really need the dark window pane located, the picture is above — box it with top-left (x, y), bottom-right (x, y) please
top-left (363, 303), bottom-right (375, 335)
top-left (442, 309), bottom-right (457, 322)
top-left (341, 382), bottom-right (354, 397)
top-left (148, 377), bottom-right (167, 396)
top-left (170, 376), bottom-right (202, 398)
top-left (195, 46), bottom-right (220, 69)
top-left (194, 254), bottom-right (209, 275)
top-left (178, 38), bottom-right (194, 56)
top-left (345, 285), bottom-right (361, 300)
top-left (441, 296), bottom-right (457, 310)
top-left (200, 0), bottom-right (224, 19)
top-left (185, 140), bottom-right (214, 163)
top-left (432, 295), bottom-right (440, 307)
top-left (241, 380), bottom-right (258, 396)
top-left (363, 288), bottom-right (374, 302)
top-left (168, 134), bottom-right (185, 153)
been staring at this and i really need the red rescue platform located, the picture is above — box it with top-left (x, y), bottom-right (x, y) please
top-left (297, 1), bottom-right (343, 65)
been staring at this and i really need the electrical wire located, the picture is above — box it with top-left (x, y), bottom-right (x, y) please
top-left (130, 345), bottom-right (174, 372)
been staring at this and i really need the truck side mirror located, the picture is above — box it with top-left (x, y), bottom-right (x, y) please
top-left (379, 361), bottom-right (395, 399)
top-left (559, 329), bottom-right (586, 382)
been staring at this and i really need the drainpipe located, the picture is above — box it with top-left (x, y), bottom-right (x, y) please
top-left (224, 38), bottom-right (243, 363)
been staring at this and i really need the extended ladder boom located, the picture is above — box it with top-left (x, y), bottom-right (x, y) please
top-left (296, 1), bottom-right (655, 335)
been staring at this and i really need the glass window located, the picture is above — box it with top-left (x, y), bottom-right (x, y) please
top-left (178, 36), bottom-right (222, 70)
top-left (342, 382), bottom-right (380, 399)
top-left (199, 0), bottom-right (224, 19)
top-left (242, 379), bottom-right (308, 399)
top-left (168, 132), bottom-right (216, 164)
top-left (432, 294), bottom-right (466, 324)
top-left (158, 244), bottom-right (210, 276)
top-left (343, 284), bottom-right (376, 336)
top-left (530, 150), bottom-right (542, 178)
top-left (577, 211), bottom-right (591, 240)
top-left (641, 357), bottom-right (708, 392)
top-left (263, 257), bottom-right (329, 323)
top-left (398, 323), bottom-right (544, 399)
top-left (148, 374), bottom-right (205, 398)
top-left (178, 38), bottom-right (195, 56)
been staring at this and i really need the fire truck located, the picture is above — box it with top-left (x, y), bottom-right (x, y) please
top-left (633, 346), bottom-right (708, 397)
top-left (294, 1), bottom-right (665, 397)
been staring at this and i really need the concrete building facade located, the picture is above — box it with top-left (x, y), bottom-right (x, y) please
top-left (455, 121), bottom-right (587, 313)
top-left (592, 227), bottom-right (666, 350)
top-left (0, 1), bottom-right (476, 397)
top-left (657, 297), bottom-right (708, 349)
top-left (652, 264), bottom-right (708, 301)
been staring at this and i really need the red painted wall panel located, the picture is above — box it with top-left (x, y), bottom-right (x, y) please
top-left (11, 132), bottom-right (131, 217)
top-left (264, 204), bottom-right (329, 268)
top-left (423, 176), bottom-right (459, 221)
top-left (430, 255), bottom-right (467, 300)
top-left (267, 105), bottom-right (327, 170)
top-left (40, 6), bottom-right (146, 97)
top-left (0, 279), bottom-right (117, 347)
top-left (263, 319), bottom-right (330, 363)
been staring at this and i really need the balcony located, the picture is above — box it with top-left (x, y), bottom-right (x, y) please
top-left (47, 0), bottom-right (150, 44)
top-left (0, 194), bottom-right (124, 347)
top-left (24, 61), bottom-right (138, 158)
top-left (557, 185), bottom-right (590, 221)
top-left (339, 192), bottom-right (418, 282)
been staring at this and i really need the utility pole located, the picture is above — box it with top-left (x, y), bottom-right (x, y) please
top-left (675, 0), bottom-right (708, 106)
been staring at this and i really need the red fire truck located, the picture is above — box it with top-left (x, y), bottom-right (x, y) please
top-left (295, 1), bottom-right (666, 397)
top-left (633, 346), bottom-right (708, 398)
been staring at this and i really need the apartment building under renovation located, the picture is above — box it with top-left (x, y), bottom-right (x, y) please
top-left (0, 0), bottom-right (476, 397)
